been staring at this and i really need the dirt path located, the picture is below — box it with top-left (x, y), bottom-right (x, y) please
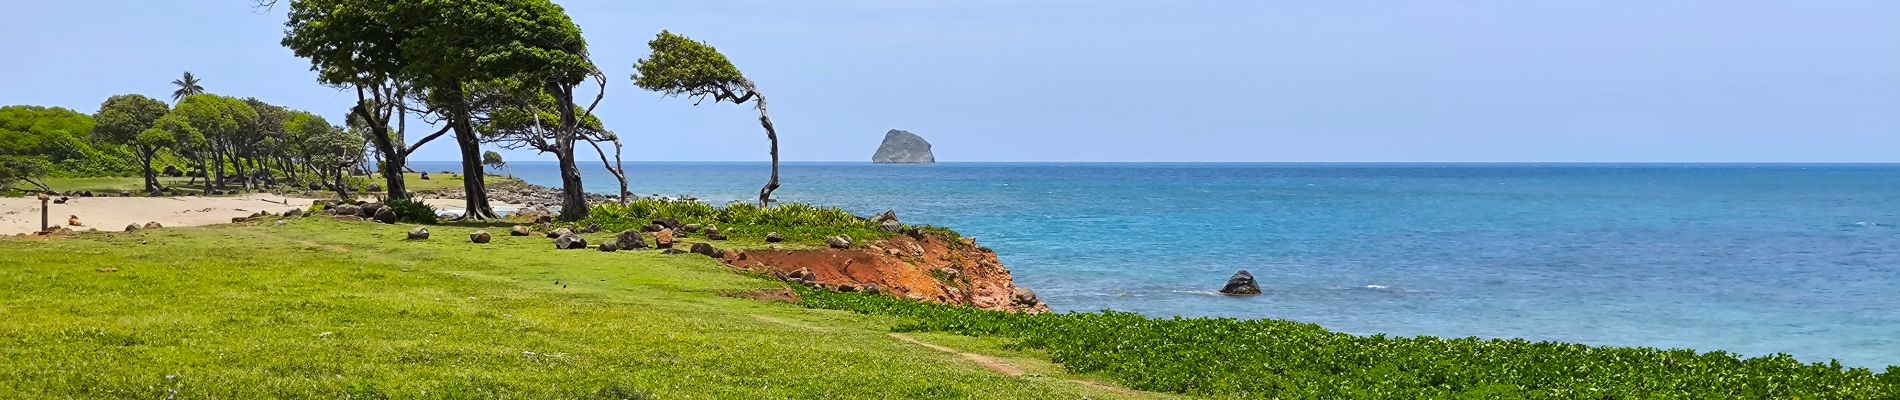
top-left (887, 333), bottom-right (1147, 397)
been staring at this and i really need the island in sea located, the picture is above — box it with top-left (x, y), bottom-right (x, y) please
top-left (872, 129), bottom-right (936, 164)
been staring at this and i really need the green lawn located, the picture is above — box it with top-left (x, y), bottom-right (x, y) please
top-left (0, 218), bottom-right (1162, 399)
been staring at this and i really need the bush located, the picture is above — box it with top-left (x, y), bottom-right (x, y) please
top-left (384, 199), bottom-right (438, 224)
top-left (794, 287), bottom-right (1900, 399)
top-left (583, 199), bottom-right (892, 245)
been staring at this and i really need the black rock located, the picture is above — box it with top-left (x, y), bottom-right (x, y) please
top-left (406, 227), bottom-right (430, 240)
top-left (469, 231), bottom-right (492, 244)
top-left (764, 232), bottom-right (784, 243)
top-left (689, 242), bottom-right (721, 258)
top-left (1219, 270), bottom-right (1262, 296)
top-left (373, 207), bottom-right (398, 224)
top-left (597, 242), bottom-right (619, 252)
top-left (554, 235), bottom-right (588, 250)
top-left (614, 230), bottom-right (647, 250)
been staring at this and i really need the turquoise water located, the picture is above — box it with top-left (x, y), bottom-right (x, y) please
top-left (417, 161), bottom-right (1900, 367)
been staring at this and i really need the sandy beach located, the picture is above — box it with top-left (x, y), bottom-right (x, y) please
top-left (0, 195), bottom-right (479, 235)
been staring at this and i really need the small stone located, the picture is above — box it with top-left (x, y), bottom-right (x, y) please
top-left (124, 224), bottom-right (141, 232)
top-left (1012, 287), bottom-right (1039, 304)
top-left (764, 232), bottom-right (784, 243)
top-left (683, 224), bottom-right (702, 233)
top-left (554, 234), bottom-right (588, 250)
top-left (510, 225), bottom-right (532, 236)
top-left (546, 227), bottom-right (573, 239)
top-left (598, 242), bottom-right (619, 252)
top-left (689, 242), bottom-right (721, 258)
top-left (142, 221), bottom-right (163, 229)
top-left (614, 230), bottom-right (647, 250)
top-left (826, 235), bottom-right (852, 249)
top-left (283, 208), bottom-right (305, 218)
top-left (654, 229), bottom-right (675, 248)
top-left (373, 207), bottom-right (398, 224)
top-left (406, 227), bottom-right (430, 240)
top-left (470, 231), bottom-right (492, 244)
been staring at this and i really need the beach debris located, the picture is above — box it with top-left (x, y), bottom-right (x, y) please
top-left (67, 215), bottom-right (82, 226)
top-left (554, 234), bottom-right (588, 250)
top-left (764, 232), bottom-right (784, 243)
top-left (614, 230), bottom-right (647, 250)
top-left (1219, 270), bottom-right (1262, 296)
top-left (690, 242), bottom-right (721, 258)
top-left (510, 225), bottom-right (532, 236)
top-left (654, 229), bottom-right (675, 248)
top-left (826, 235), bottom-right (852, 249)
top-left (469, 231), bottom-right (492, 244)
top-left (406, 227), bottom-right (430, 240)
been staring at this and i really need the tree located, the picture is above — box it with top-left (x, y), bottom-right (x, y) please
top-left (481, 150), bottom-right (508, 176)
top-left (282, 0), bottom-right (450, 201)
top-left (0, 155), bottom-right (50, 192)
top-left (288, 111), bottom-right (362, 200)
top-left (172, 94), bottom-right (256, 193)
top-left (397, 0), bottom-right (599, 220)
top-left (91, 94), bottom-right (172, 193)
top-left (633, 31), bottom-right (783, 207)
top-left (171, 71), bottom-right (205, 102)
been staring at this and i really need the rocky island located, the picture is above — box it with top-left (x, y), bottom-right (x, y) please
top-left (871, 129), bottom-right (936, 164)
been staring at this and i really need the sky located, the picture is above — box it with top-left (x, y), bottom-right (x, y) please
top-left (2, 0), bottom-right (1897, 162)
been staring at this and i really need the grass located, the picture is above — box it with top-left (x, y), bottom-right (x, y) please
top-left (797, 288), bottom-right (1900, 399)
top-left (0, 218), bottom-right (1162, 399)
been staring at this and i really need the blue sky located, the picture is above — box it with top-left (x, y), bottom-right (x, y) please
top-left (2, 1), bottom-right (1896, 162)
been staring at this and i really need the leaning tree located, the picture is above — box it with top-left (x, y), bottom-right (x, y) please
top-left (633, 31), bottom-right (783, 207)
top-left (92, 94), bottom-right (173, 193)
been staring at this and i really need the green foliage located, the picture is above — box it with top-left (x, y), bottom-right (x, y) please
top-left (0, 105), bottom-right (135, 177)
top-left (797, 288), bottom-right (1900, 399)
top-left (481, 150), bottom-right (505, 167)
top-left (583, 199), bottom-right (892, 246)
top-left (91, 94), bottom-right (169, 148)
top-left (383, 199), bottom-right (439, 224)
top-left (0, 155), bottom-right (52, 191)
top-left (170, 71), bottom-right (205, 102)
top-left (632, 31), bottom-right (751, 100)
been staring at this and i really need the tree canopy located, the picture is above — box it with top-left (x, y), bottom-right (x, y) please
top-left (632, 31), bottom-right (754, 104)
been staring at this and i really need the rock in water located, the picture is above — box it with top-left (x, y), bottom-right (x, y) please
top-left (615, 230), bottom-right (647, 250)
top-left (406, 227), bottom-right (430, 240)
top-left (469, 231), bottom-right (492, 244)
top-left (1219, 270), bottom-right (1262, 296)
top-left (554, 235), bottom-right (588, 250)
top-left (871, 129), bottom-right (936, 164)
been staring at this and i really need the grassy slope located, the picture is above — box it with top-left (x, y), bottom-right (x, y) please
top-left (0, 218), bottom-right (1164, 399)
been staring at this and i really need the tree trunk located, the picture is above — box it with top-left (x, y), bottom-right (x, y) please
top-left (381, 152), bottom-right (407, 201)
top-left (200, 155), bottom-right (213, 194)
top-left (450, 110), bottom-right (497, 220)
top-left (585, 138), bottom-right (629, 205)
top-left (755, 100), bottom-right (781, 208)
top-left (138, 145), bottom-right (159, 194)
top-left (554, 146), bottom-right (588, 221)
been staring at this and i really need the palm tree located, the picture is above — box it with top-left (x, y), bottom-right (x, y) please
top-left (171, 71), bottom-right (205, 101)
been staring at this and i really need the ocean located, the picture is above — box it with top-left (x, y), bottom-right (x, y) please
top-left (413, 161), bottom-right (1900, 368)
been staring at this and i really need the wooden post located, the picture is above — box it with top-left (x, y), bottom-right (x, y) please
top-left (36, 192), bottom-right (50, 233)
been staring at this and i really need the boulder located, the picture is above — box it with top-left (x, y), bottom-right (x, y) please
top-left (330, 204), bottom-right (361, 217)
top-left (283, 208), bottom-right (305, 218)
top-left (826, 235), bottom-right (852, 249)
top-left (652, 218), bottom-right (681, 230)
top-left (614, 230), bottom-right (647, 250)
top-left (654, 229), bottom-right (675, 248)
top-left (418, 172), bottom-right (431, 180)
top-left (373, 207), bottom-right (398, 224)
top-left (597, 242), bottom-right (619, 252)
top-left (1219, 270), bottom-right (1262, 296)
top-left (578, 223), bottom-right (600, 234)
top-left (142, 221), bottom-right (163, 229)
top-left (124, 224), bottom-right (141, 232)
top-left (510, 225), bottom-right (533, 236)
top-left (406, 227), bottom-right (430, 240)
top-left (1012, 287), bottom-right (1039, 305)
top-left (357, 203), bottom-right (382, 218)
top-left (764, 232), bottom-right (785, 243)
top-left (546, 227), bottom-right (573, 239)
top-left (683, 224), bottom-right (702, 233)
top-left (641, 223), bottom-right (666, 233)
top-left (469, 231), bottom-right (492, 244)
top-left (704, 225), bottom-right (727, 240)
top-left (871, 129), bottom-right (936, 164)
top-left (554, 235), bottom-right (588, 250)
top-left (689, 242), bottom-right (721, 258)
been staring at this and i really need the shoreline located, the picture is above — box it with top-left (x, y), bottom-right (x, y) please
top-left (0, 194), bottom-right (484, 235)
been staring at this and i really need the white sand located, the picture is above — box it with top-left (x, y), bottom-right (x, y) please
top-left (0, 195), bottom-right (481, 235)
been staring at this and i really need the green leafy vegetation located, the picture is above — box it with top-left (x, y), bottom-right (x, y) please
top-left (583, 199), bottom-right (893, 246)
top-left (796, 288), bottom-right (1900, 399)
top-left (0, 219), bottom-right (1153, 399)
top-left (383, 199), bottom-right (439, 224)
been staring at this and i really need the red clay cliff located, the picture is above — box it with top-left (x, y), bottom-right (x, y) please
top-left (719, 233), bottom-right (1050, 313)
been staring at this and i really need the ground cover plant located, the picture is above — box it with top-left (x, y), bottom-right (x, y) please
top-left (0, 219), bottom-right (1157, 399)
top-left (582, 199), bottom-right (897, 247)
top-left (796, 287), bottom-right (1900, 399)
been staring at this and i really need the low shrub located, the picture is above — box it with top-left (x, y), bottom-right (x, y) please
top-left (583, 199), bottom-right (892, 245)
top-left (384, 199), bottom-right (438, 224)
top-left (794, 287), bottom-right (1900, 399)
